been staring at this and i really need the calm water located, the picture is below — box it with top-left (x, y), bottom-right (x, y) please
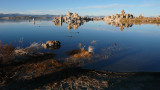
top-left (0, 20), bottom-right (160, 72)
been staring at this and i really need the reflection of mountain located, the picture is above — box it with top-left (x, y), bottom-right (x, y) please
top-left (105, 21), bottom-right (133, 31)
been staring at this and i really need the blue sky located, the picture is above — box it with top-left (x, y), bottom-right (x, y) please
top-left (0, 0), bottom-right (160, 17)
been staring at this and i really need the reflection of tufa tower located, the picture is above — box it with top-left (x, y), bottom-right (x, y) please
top-left (33, 18), bottom-right (35, 24)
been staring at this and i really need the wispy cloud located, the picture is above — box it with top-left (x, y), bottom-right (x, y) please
top-left (70, 3), bottom-right (155, 9)
top-left (26, 10), bottom-right (60, 14)
top-left (0, 10), bottom-right (65, 15)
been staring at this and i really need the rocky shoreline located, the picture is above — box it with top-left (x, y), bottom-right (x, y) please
top-left (1, 41), bottom-right (160, 89)
top-left (1, 65), bottom-right (160, 89)
top-left (1, 52), bottom-right (160, 90)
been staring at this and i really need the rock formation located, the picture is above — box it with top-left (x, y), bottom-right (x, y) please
top-left (138, 14), bottom-right (144, 19)
top-left (41, 40), bottom-right (61, 50)
top-left (52, 16), bottom-right (63, 26)
top-left (52, 11), bottom-right (93, 30)
top-left (104, 10), bottom-right (134, 22)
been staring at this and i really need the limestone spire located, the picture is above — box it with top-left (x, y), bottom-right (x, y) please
top-left (121, 9), bottom-right (125, 15)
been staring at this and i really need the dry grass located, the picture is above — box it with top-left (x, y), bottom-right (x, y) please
top-left (66, 48), bottom-right (92, 60)
top-left (0, 41), bottom-right (15, 62)
top-left (19, 59), bottom-right (63, 78)
top-left (120, 18), bottom-right (160, 24)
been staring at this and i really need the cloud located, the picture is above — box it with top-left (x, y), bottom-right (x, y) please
top-left (70, 3), bottom-right (154, 9)
top-left (0, 9), bottom-right (65, 15)
top-left (26, 10), bottom-right (60, 14)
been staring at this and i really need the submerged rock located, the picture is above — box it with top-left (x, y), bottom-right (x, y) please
top-left (41, 40), bottom-right (61, 50)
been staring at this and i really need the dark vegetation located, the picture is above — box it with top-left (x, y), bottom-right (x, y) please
top-left (0, 41), bottom-right (15, 65)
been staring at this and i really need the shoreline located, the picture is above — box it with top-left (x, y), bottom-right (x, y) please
top-left (1, 65), bottom-right (160, 89)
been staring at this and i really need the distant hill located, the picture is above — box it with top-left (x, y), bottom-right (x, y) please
top-left (0, 13), bottom-right (104, 20)
top-left (0, 13), bottom-right (64, 20)
top-left (0, 13), bottom-right (104, 17)
top-left (0, 13), bottom-right (60, 17)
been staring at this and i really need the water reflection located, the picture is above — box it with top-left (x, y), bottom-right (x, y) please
top-left (52, 19), bottom-right (62, 27)
top-left (32, 18), bottom-right (35, 25)
top-left (52, 17), bottom-right (134, 31)
top-left (1, 18), bottom-right (160, 89)
top-left (105, 21), bottom-right (133, 31)
top-left (52, 16), bottom-right (160, 31)
top-left (52, 17), bottom-right (87, 30)
top-left (67, 22), bottom-right (83, 30)
top-left (52, 12), bottom-right (92, 30)
top-left (51, 12), bottom-right (134, 31)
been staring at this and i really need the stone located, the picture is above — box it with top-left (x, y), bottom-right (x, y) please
top-left (41, 43), bottom-right (47, 49)
top-left (53, 11), bottom-right (93, 30)
top-left (139, 14), bottom-right (144, 18)
top-left (41, 40), bottom-right (61, 50)
top-left (104, 10), bottom-right (134, 22)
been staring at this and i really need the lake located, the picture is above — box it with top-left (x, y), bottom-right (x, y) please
top-left (0, 19), bottom-right (160, 72)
